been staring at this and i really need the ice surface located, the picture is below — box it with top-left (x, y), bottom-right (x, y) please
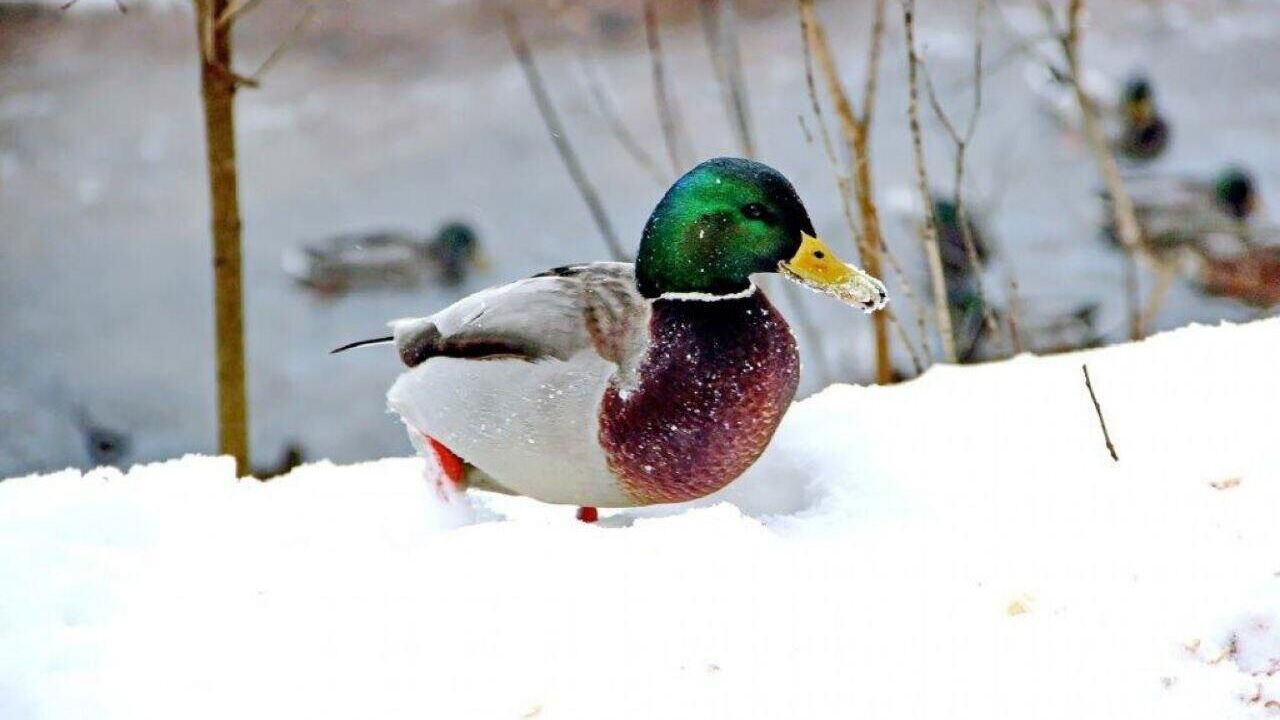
top-left (1, 319), bottom-right (1278, 719)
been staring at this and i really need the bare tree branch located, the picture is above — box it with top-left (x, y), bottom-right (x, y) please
top-left (215, 0), bottom-right (266, 29)
top-left (699, 0), bottom-right (756, 158)
top-left (577, 53), bottom-right (669, 186)
top-left (502, 8), bottom-right (626, 261)
top-left (799, 0), bottom-right (931, 381)
top-left (245, 3), bottom-right (316, 85)
top-left (644, 0), bottom-right (694, 174)
top-left (797, 0), bottom-right (840, 169)
top-left (1138, 263), bottom-right (1175, 333)
top-left (1005, 274), bottom-right (1026, 354)
top-left (901, 0), bottom-right (958, 363)
top-left (62, 0), bottom-right (128, 13)
top-left (194, 0), bottom-right (249, 474)
top-left (885, 306), bottom-right (925, 377)
top-left (1056, 0), bottom-right (1145, 340)
top-left (918, 0), bottom-right (1006, 357)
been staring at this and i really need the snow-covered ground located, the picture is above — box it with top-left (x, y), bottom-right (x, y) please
top-left (2, 318), bottom-right (1277, 719)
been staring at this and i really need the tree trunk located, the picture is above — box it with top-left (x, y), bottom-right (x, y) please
top-left (197, 0), bottom-right (249, 475)
top-left (852, 125), bottom-right (893, 384)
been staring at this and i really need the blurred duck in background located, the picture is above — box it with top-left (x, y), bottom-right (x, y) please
top-left (284, 221), bottom-right (481, 297)
top-left (889, 194), bottom-right (998, 363)
top-left (1113, 77), bottom-right (1170, 162)
top-left (932, 197), bottom-right (995, 362)
top-left (254, 442), bottom-right (306, 480)
top-left (1104, 166), bottom-right (1263, 255)
top-left (1104, 165), bottom-right (1278, 308)
top-left (1027, 66), bottom-right (1170, 163)
top-left (887, 189), bottom-right (1001, 362)
top-left (1190, 242), bottom-right (1280, 308)
top-left (74, 407), bottom-right (131, 469)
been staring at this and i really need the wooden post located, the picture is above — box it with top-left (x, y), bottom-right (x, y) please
top-left (196, 0), bottom-right (249, 475)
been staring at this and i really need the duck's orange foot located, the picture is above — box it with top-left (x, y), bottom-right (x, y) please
top-left (576, 506), bottom-right (599, 523)
top-left (423, 433), bottom-right (467, 500)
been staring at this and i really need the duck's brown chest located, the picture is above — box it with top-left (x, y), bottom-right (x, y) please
top-left (597, 291), bottom-right (800, 504)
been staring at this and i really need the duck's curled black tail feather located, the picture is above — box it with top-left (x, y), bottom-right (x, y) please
top-left (330, 336), bottom-right (394, 354)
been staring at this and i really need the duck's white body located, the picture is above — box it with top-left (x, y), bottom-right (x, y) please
top-left (390, 348), bottom-right (630, 506)
top-left (386, 263), bottom-right (649, 507)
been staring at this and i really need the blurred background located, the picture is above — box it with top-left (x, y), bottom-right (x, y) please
top-left (1, 0), bottom-right (1276, 477)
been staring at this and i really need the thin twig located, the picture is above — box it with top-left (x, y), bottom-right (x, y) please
top-left (644, 0), bottom-right (694, 174)
top-left (814, 0), bottom-right (903, 380)
top-left (502, 8), bottom-right (626, 261)
top-left (860, 0), bottom-right (887, 122)
top-left (902, 0), bottom-right (958, 363)
top-left (797, 0), bottom-right (839, 169)
top-left (62, 0), bottom-right (128, 12)
top-left (215, 0), bottom-right (266, 29)
top-left (245, 4), bottom-right (316, 84)
top-left (193, 0), bottom-right (258, 88)
top-left (1006, 274), bottom-right (1025, 354)
top-left (577, 53), bottom-right (669, 186)
top-left (699, 0), bottom-right (756, 158)
top-left (798, 114), bottom-right (815, 144)
top-left (800, 0), bottom-right (928, 379)
top-left (885, 306), bottom-right (925, 376)
top-left (919, 0), bottom-right (1004, 357)
top-left (1082, 364), bottom-right (1119, 461)
top-left (1138, 262), bottom-right (1175, 333)
top-left (1054, 0), bottom-right (1144, 340)
top-left (802, 2), bottom-right (871, 262)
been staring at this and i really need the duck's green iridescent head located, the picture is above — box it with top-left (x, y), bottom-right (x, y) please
top-left (1215, 167), bottom-right (1257, 221)
top-left (636, 157), bottom-right (857, 298)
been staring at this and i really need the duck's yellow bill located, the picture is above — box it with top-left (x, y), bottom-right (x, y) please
top-left (783, 233), bottom-right (853, 286)
top-left (779, 233), bottom-right (889, 313)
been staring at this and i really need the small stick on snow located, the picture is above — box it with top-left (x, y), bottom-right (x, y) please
top-left (1082, 364), bottom-right (1118, 462)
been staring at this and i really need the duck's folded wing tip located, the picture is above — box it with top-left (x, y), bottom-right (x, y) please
top-left (330, 336), bottom-right (395, 354)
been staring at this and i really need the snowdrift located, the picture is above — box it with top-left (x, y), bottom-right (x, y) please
top-left (2, 318), bottom-right (1278, 719)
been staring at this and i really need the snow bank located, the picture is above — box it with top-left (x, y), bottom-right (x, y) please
top-left (2, 319), bottom-right (1278, 719)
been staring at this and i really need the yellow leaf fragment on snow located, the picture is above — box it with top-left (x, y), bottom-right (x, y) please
top-left (1210, 477), bottom-right (1243, 490)
top-left (1006, 595), bottom-right (1034, 617)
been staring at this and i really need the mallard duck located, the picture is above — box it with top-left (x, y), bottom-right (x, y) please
top-left (334, 158), bottom-right (887, 520)
top-left (886, 193), bottom-right (994, 362)
top-left (949, 282), bottom-right (990, 363)
top-left (933, 197), bottom-right (994, 362)
top-left (73, 407), bottom-right (130, 468)
top-left (1114, 76), bottom-right (1170, 162)
top-left (254, 442), bottom-right (306, 480)
top-left (284, 222), bottom-right (480, 296)
top-left (933, 196), bottom-right (990, 278)
top-left (1192, 244), bottom-right (1280, 308)
top-left (1026, 66), bottom-right (1170, 163)
top-left (431, 222), bottom-right (481, 286)
top-left (1104, 166), bottom-right (1261, 253)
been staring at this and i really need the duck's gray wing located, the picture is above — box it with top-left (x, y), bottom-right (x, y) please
top-left (390, 262), bottom-right (650, 378)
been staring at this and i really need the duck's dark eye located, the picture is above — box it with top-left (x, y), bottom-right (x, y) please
top-left (741, 202), bottom-right (772, 222)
